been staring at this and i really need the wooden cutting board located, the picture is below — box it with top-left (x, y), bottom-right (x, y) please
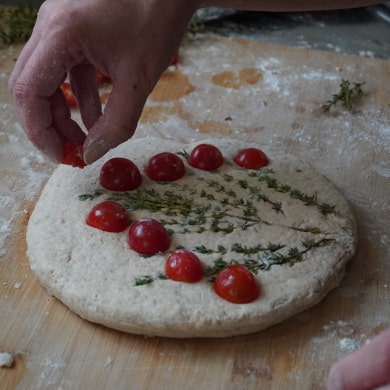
top-left (1, 34), bottom-right (389, 390)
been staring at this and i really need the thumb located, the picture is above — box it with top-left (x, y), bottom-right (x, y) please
top-left (83, 69), bottom-right (152, 164)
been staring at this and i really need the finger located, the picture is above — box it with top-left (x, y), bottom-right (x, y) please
top-left (11, 34), bottom-right (84, 161)
top-left (327, 328), bottom-right (390, 390)
top-left (83, 62), bottom-right (153, 164)
top-left (52, 87), bottom-right (86, 144)
top-left (9, 36), bottom-right (40, 90)
top-left (69, 63), bottom-right (102, 129)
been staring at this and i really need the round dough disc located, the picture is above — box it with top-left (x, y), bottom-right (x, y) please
top-left (27, 138), bottom-right (357, 337)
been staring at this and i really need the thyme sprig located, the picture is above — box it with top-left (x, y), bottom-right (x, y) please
top-left (322, 79), bottom-right (365, 112)
top-left (134, 238), bottom-right (334, 285)
top-left (252, 171), bottom-right (338, 217)
top-left (135, 273), bottom-right (168, 286)
top-left (204, 238), bottom-right (334, 281)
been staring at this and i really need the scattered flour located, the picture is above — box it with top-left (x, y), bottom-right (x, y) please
top-left (0, 352), bottom-right (14, 367)
top-left (38, 356), bottom-right (67, 387)
top-left (104, 355), bottom-right (114, 368)
top-left (311, 320), bottom-right (365, 356)
top-left (338, 338), bottom-right (360, 352)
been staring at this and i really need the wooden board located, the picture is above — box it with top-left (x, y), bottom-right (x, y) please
top-left (1, 34), bottom-right (389, 389)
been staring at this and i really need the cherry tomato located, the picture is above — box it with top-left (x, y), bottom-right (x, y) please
top-left (61, 142), bottom-right (86, 168)
top-left (213, 265), bottom-right (260, 304)
top-left (233, 148), bottom-right (269, 169)
top-left (60, 82), bottom-right (77, 107)
top-left (144, 152), bottom-right (185, 182)
top-left (96, 69), bottom-right (111, 84)
top-left (165, 249), bottom-right (203, 283)
top-left (100, 157), bottom-right (142, 191)
top-left (128, 218), bottom-right (171, 255)
top-left (86, 200), bottom-right (130, 232)
top-left (170, 52), bottom-right (179, 66)
top-left (188, 144), bottom-right (224, 171)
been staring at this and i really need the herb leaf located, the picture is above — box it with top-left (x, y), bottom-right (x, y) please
top-left (322, 79), bottom-right (365, 112)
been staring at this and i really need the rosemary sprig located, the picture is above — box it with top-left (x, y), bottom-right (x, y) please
top-left (322, 79), bottom-right (365, 112)
top-left (0, 5), bottom-right (38, 44)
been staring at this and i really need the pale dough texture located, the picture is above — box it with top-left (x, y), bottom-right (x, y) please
top-left (27, 138), bottom-right (357, 337)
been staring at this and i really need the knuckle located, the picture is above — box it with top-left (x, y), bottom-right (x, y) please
top-left (12, 80), bottom-right (32, 103)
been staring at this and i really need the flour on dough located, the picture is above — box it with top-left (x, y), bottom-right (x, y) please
top-left (27, 138), bottom-right (357, 338)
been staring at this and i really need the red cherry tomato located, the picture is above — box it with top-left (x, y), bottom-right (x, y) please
top-left (86, 200), bottom-right (130, 232)
top-left (170, 52), bottom-right (179, 66)
top-left (233, 148), bottom-right (269, 169)
top-left (96, 69), bottom-right (111, 84)
top-left (128, 218), bottom-right (171, 255)
top-left (213, 265), bottom-right (260, 304)
top-left (188, 144), bottom-right (224, 171)
top-left (144, 152), bottom-right (185, 182)
top-left (60, 82), bottom-right (77, 107)
top-left (100, 157), bottom-right (142, 191)
top-left (61, 142), bottom-right (86, 168)
top-left (165, 249), bottom-right (203, 283)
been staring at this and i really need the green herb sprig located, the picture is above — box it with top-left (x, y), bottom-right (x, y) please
top-left (204, 238), bottom-right (334, 281)
top-left (322, 79), bottom-right (365, 112)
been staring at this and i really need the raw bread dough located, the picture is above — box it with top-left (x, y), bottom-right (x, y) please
top-left (27, 138), bottom-right (357, 338)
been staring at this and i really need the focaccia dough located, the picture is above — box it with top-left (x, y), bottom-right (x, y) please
top-left (27, 138), bottom-right (357, 337)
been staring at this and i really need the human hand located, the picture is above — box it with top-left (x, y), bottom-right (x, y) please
top-left (327, 328), bottom-right (390, 390)
top-left (9, 0), bottom-right (200, 164)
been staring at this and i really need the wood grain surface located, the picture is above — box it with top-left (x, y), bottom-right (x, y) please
top-left (0, 34), bottom-right (389, 389)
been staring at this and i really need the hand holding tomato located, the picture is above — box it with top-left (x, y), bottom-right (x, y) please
top-left (9, 0), bottom-right (200, 164)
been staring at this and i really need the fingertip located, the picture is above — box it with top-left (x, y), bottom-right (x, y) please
top-left (326, 364), bottom-right (343, 390)
top-left (83, 114), bottom-right (135, 164)
top-left (83, 136), bottom-right (112, 165)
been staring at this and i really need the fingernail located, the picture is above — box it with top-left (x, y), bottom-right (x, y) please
top-left (83, 137), bottom-right (112, 165)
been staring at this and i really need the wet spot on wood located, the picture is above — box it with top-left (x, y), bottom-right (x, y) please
top-left (149, 71), bottom-right (195, 102)
top-left (194, 120), bottom-right (233, 135)
top-left (212, 68), bottom-right (262, 89)
top-left (291, 121), bottom-right (301, 130)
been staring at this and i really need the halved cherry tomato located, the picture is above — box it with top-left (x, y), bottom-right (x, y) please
top-left (165, 249), bottom-right (203, 283)
top-left (188, 144), bottom-right (224, 171)
top-left (61, 142), bottom-right (86, 168)
top-left (86, 200), bottom-right (130, 232)
top-left (170, 52), bottom-right (179, 66)
top-left (213, 264), bottom-right (260, 304)
top-left (96, 69), bottom-right (111, 84)
top-left (128, 218), bottom-right (171, 255)
top-left (144, 152), bottom-right (185, 182)
top-left (60, 82), bottom-right (77, 107)
top-left (233, 148), bottom-right (269, 169)
top-left (100, 157), bottom-right (142, 191)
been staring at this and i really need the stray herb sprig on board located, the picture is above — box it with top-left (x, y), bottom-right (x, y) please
top-left (322, 79), bottom-right (365, 112)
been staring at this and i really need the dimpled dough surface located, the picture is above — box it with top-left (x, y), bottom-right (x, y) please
top-left (27, 138), bottom-right (357, 338)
